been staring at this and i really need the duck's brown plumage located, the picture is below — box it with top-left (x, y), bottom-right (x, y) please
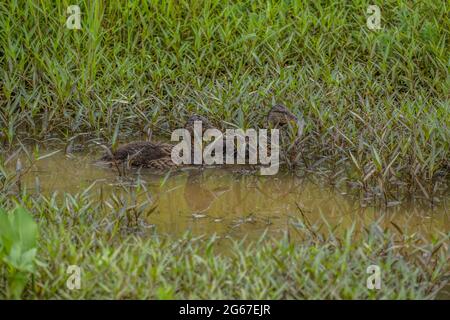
top-left (229, 104), bottom-right (302, 163)
top-left (99, 114), bottom-right (214, 170)
top-left (100, 141), bottom-right (175, 169)
top-left (267, 104), bottom-right (299, 128)
top-left (99, 107), bottom-right (303, 170)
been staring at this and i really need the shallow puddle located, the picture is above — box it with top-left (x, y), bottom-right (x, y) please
top-left (15, 149), bottom-right (449, 239)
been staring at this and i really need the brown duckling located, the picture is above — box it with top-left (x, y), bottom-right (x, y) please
top-left (198, 105), bottom-right (304, 169)
top-left (99, 114), bottom-right (213, 170)
top-left (226, 104), bottom-right (303, 165)
top-left (266, 104), bottom-right (304, 164)
top-left (267, 104), bottom-right (303, 136)
top-left (99, 141), bottom-right (175, 169)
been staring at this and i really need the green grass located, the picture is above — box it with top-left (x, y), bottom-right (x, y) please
top-left (0, 0), bottom-right (449, 299)
top-left (0, 188), bottom-right (448, 299)
top-left (0, 0), bottom-right (449, 199)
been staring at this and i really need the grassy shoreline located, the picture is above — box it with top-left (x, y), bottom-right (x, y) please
top-left (0, 165), bottom-right (448, 299)
top-left (0, 190), bottom-right (448, 299)
top-left (0, 0), bottom-right (449, 299)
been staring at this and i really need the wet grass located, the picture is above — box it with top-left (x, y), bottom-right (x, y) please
top-left (0, 185), bottom-right (448, 299)
top-left (0, 153), bottom-right (448, 299)
top-left (0, 0), bottom-right (448, 200)
top-left (0, 0), bottom-right (449, 299)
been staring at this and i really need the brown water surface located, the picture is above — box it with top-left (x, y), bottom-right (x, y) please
top-left (17, 149), bottom-right (449, 239)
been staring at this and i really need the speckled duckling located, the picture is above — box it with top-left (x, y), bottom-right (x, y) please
top-left (99, 106), bottom-right (302, 170)
top-left (267, 104), bottom-right (303, 132)
top-left (266, 104), bottom-right (304, 163)
top-left (99, 115), bottom-right (213, 170)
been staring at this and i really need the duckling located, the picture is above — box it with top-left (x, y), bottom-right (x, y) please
top-left (184, 114), bottom-right (214, 134)
top-left (99, 114), bottom-right (213, 170)
top-left (266, 104), bottom-right (304, 164)
top-left (267, 104), bottom-right (304, 137)
top-left (99, 140), bottom-right (175, 169)
top-left (226, 104), bottom-right (303, 165)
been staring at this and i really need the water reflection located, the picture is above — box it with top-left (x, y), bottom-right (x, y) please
top-left (184, 170), bottom-right (230, 214)
top-left (14, 150), bottom-right (449, 239)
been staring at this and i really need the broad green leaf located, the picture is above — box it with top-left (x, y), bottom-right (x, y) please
top-left (0, 206), bottom-right (38, 299)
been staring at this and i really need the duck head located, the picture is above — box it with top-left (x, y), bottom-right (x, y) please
top-left (185, 114), bottom-right (214, 133)
top-left (267, 104), bottom-right (304, 138)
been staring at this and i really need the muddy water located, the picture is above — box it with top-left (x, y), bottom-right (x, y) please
top-left (16, 149), bottom-right (449, 239)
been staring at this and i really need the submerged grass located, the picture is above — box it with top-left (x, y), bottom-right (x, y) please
top-left (0, 0), bottom-right (448, 199)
